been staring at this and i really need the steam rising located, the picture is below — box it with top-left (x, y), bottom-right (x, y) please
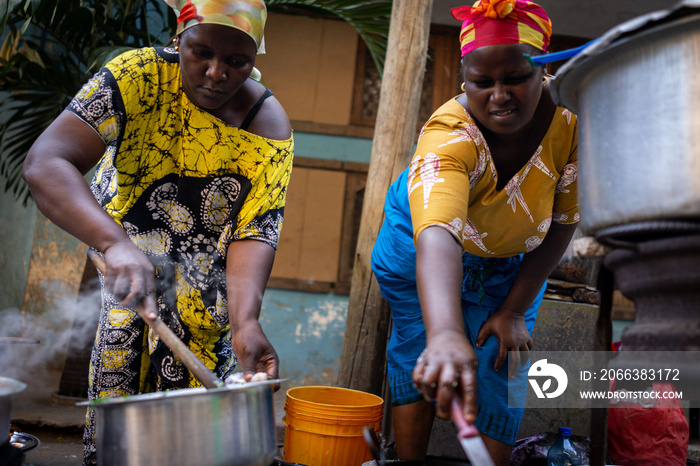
top-left (0, 277), bottom-right (102, 390)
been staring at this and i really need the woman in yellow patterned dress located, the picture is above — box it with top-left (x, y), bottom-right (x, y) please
top-left (22, 1), bottom-right (292, 463)
top-left (371, 0), bottom-right (578, 464)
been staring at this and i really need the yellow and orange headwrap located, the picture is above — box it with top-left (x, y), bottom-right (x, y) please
top-left (165, 0), bottom-right (267, 52)
top-left (452, 0), bottom-right (552, 57)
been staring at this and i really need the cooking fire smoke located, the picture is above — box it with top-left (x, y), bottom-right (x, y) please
top-left (0, 276), bottom-right (101, 390)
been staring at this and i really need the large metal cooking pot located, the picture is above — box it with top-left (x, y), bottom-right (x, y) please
top-left (1, 376), bottom-right (27, 441)
top-left (551, 1), bottom-right (700, 237)
top-left (86, 381), bottom-right (278, 466)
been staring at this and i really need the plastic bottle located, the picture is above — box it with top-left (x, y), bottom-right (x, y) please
top-left (547, 426), bottom-right (582, 466)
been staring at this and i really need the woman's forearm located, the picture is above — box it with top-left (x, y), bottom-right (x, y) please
top-left (416, 226), bottom-right (465, 338)
top-left (225, 239), bottom-right (276, 331)
top-left (225, 239), bottom-right (279, 378)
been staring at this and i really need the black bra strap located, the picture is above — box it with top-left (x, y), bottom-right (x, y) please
top-left (240, 88), bottom-right (273, 131)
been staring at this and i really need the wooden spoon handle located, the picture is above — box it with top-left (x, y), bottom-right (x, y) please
top-left (451, 397), bottom-right (480, 438)
top-left (88, 250), bottom-right (223, 389)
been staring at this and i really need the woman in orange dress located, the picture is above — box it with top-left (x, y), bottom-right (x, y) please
top-left (371, 1), bottom-right (578, 463)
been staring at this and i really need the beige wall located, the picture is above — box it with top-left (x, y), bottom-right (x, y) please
top-left (272, 167), bottom-right (346, 283)
top-left (255, 13), bottom-right (359, 126)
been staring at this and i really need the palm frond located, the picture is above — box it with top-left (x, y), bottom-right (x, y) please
top-left (0, 0), bottom-right (172, 204)
top-left (0, 91), bottom-right (64, 204)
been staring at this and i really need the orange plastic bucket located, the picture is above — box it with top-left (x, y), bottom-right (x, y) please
top-left (282, 386), bottom-right (384, 466)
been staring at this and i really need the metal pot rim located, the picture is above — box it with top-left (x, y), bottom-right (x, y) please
top-left (0, 376), bottom-right (27, 397)
top-left (552, 1), bottom-right (700, 110)
top-left (78, 378), bottom-right (284, 408)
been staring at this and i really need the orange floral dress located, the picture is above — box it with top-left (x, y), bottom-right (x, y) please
top-left (408, 97), bottom-right (578, 257)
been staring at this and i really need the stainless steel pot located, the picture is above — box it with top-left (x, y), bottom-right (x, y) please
top-left (1, 376), bottom-right (27, 440)
top-left (87, 381), bottom-right (278, 466)
top-left (551, 2), bottom-right (700, 236)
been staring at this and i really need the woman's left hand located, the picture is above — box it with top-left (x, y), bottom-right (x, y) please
top-left (475, 309), bottom-right (532, 378)
top-left (231, 320), bottom-right (279, 382)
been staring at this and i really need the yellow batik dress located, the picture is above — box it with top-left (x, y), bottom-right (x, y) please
top-left (68, 46), bottom-right (293, 463)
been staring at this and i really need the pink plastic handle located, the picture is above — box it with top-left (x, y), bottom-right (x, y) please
top-left (451, 397), bottom-right (480, 438)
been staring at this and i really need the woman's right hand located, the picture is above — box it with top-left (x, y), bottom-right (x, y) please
top-left (102, 242), bottom-right (157, 318)
top-left (412, 329), bottom-right (479, 424)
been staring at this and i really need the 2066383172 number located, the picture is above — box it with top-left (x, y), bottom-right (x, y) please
top-left (599, 368), bottom-right (680, 381)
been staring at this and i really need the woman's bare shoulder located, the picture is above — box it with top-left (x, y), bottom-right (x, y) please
top-left (243, 80), bottom-right (292, 141)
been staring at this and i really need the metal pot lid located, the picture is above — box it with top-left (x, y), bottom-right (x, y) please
top-left (551, 0), bottom-right (700, 110)
top-left (9, 432), bottom-right (41, 454)
top-left (0, 376), bottom-right (27, 396)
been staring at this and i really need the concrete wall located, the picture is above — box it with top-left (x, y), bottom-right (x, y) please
top-left (519, 300), bottom-right (600, 439)
top-left (0, 192), bottom-right (35, 313)
top-left (260, 289), bottom-right (348, 387)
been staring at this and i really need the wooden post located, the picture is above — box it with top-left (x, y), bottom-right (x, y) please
top-left (337, 0), bottom-right (434, 396)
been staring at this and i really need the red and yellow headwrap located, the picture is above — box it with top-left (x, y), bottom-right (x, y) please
top-left (164, 0), bottom-right (267, 52)
top-left (452, 0), bottom-right (552, 57)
